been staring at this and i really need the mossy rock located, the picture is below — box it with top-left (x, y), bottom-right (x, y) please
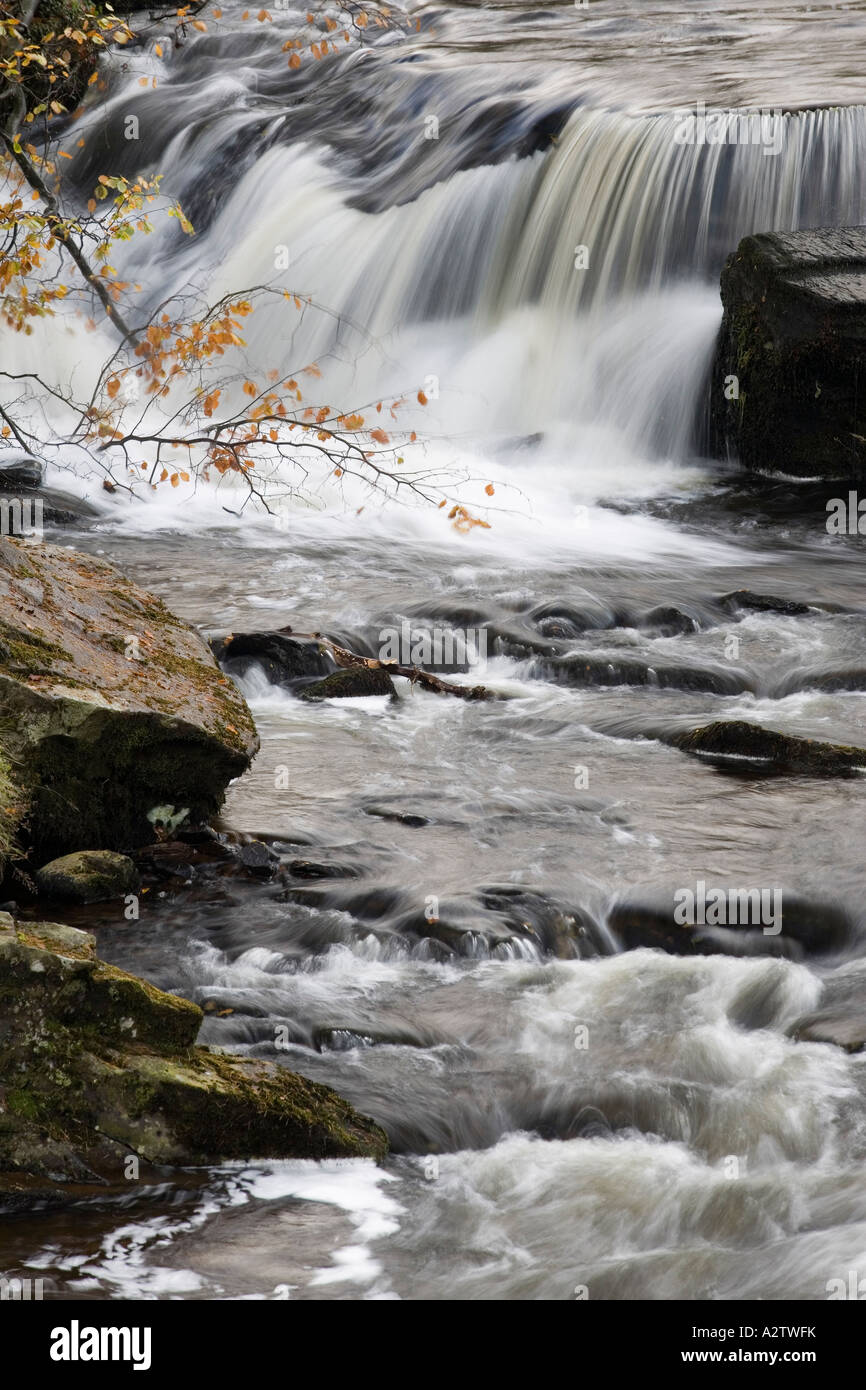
top-left (668, 720), bottom-right (866, 777)
top-left (35, 850), bottom-right (139, 904)
top-left (0, 917), bottom-right (386, 1198)
top-left (300, 667), bottom-right (397, 700)
top-left (0, 538), bottom-right (258, 873)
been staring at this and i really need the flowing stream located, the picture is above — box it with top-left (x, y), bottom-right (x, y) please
top-left (4, 0), bottom-right (866, 1300)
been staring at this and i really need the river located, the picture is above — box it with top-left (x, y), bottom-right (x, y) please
top-left (3, 0), bottom-right (866, 1301)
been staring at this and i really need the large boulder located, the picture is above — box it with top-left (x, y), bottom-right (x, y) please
top-left (710, 227), bottom-right (866, 477)
top-left (0, 915), bottom-right (387, 1201)
top-left (0, 538), bottom-right (258, 872)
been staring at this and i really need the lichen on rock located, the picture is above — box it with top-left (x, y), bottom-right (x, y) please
top-left (0, 915), bottom-right (388, 1202)
top-left (0, 537), bottom-right (259, 877)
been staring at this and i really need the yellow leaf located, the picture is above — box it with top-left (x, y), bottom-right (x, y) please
top-left (192, 19), bottom-right (207, 30)
top-left (155, 42), bottom-right (163, 56)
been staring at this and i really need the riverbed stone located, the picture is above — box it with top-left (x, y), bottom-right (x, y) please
top-left (35, 850), bottom-right (140, 904)
top-left (668, 720), bottom-right (866, 777)
top-left (0, 915), bottom-right (387, 1199)
top-left (0, 538), bottom-right (258, 878)
top-left (710, 227), bottom-right (866, 477)
top-left (299, 667), bottom-right (397, 700)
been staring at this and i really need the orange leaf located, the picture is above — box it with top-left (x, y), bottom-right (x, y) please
top-left (485, 483), bottom-right (495, 496)
top-left (289, 52), bottom-right (301, 68)
top-left (106, 377), bottom-right (121, 399)
top-left (170, 472), bottom-right (179, 487)
top-left (155, 42), bottom-right (163, 56)
top-left (243, 381), bottom-right (258, 397)
top-left (370, 428), bottom-right (389, 445)
top-left (417, 390), bottom-right (428, 405)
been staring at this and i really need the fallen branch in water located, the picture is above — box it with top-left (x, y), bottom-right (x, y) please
top-left (288, 630), bottom-right (501, 702)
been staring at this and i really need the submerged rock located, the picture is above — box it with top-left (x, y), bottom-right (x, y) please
top-left (717, 589), bottom-right (812, 617)
top-left (210, 630), bottom-right (331, 687)
top-left (668, 720), bottom-right (866, 777)
top-left (35, 850), bottom-right (139, 904)
top-left (0, 915), bottom-right (387, 1199)
top-left (548, 653), bottom-right (747, 695)
top-left (710, 227), bottom-right (866, 477)
top-left (299, 667), bottom-right (397, 700)
top-left (0, 538), bottom-right (258, 875)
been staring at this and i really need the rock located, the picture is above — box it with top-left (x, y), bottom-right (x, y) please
top-left (210, 630), bottom-right (331, 688)
top-left (299, 667), bottom-right (397, 700)
top-left (637, 605), bottom-right (699, 636)
top-left (0, 538), bottom-right (258, 873)
top-left (237, 840), bottom-right (275, 875)
top-left (668, 720), bottom-right (866, 777)
top-left (710, 227), bottom-right (866, 477)
top-left (793, 1015), bottom-right (865, 1054)
top-left (548, 653), bottom-right (747, 695)
top-left (35, 850), bottom-right (139, 904)
top-left (0, 451), bottom-right (44, 492)
top-left (717, 589), bottom-right (811, 617)
top-left (287, 859), bottom-right (363, 879)
top-left (0, 914), bottom-right (387, 1197)
top-left (609, 890), bottom-right (853, 958)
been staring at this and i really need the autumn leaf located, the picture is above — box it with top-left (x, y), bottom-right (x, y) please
top-left (289, 52), bottom-right (301, 68)
top-left (485, 483), bottom-right (495, 496)
top-left (170, 472), bottom-right (179, 486)
top-left (370, 427), bottom-right (389, 445)
top-left (155, 42), bottom-right (163, 56)
top-left (417, 390), bottom-right (428, 405)
top-left (106, 377), bottom-right (121, 398)
top-left (243, 381), bottom-right (258, 396)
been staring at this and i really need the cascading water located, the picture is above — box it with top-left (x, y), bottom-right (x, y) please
top-left (6, 0), bottom-right (866, 1302)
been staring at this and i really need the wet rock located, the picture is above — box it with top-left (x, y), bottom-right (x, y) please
top-left (548, 653), bottom-right (747, 695)
top-left (0, 914), bottom-right (387, 1196)
top-left (286, 859), bottom-right (363, 880)
top-left (794, 1014), bottom-right (865, 1053)
top-left (609, 890), bottom-right (853, 958)
top-left (299, 667), bottom-right (397, 700)
top-left (210, 631), bottom-right (331, 687)
top-left (608, 899), bottom-right (722, 956)
top-left (238, 840), bottom-right (276, 875)
top-left (710, 227), bottom-right (866, 477)
top-left (773, 666), bottom-right (866, 696)
top-left (717, 589), bottom-right (811, 617)
top-left (668, 720), bottom-right (866, 777)
top-left (478, 885), bottom-right (606, 959)
top-left (0, 539), bottom-right (258, 874)
top-left (35, 850), bottom-right (139, 904)
top-left (0, 451), bottom-right (44, 492)
top-left (637, 605), bottom-right (699, 636)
